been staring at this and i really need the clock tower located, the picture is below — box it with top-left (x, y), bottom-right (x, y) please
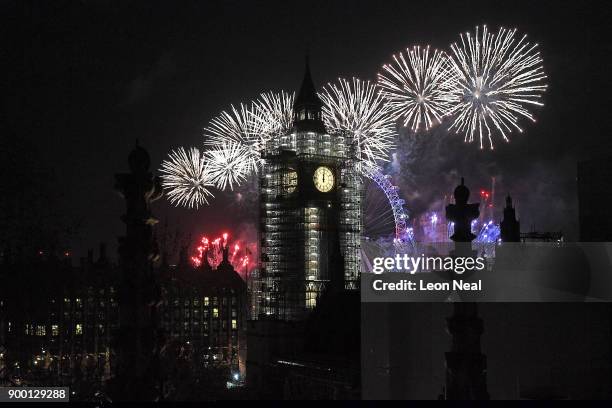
top-left (257, 60), bottom-right (361, 320)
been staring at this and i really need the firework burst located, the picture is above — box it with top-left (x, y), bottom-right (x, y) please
top-left (160, 147), bottom-right (215, 209)
top-left (447, 25), bottom-right (547, 149)
top-left (378, 45), bottom-right (455, 132)
top-left (203, 104), bottom-right (263, 174)
top-left (251, 91), bottom-right (295, 141)
top-left (320, 78), bottom-right (396, 167)
top-left (204, 141), bottom-right (251, 191)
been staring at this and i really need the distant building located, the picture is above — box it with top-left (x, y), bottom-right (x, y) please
top-left (577, 155), bottom-right (612, 241)
top-left (0, 246), bottom-right (247, 388)
top-left (0, 248), bottom-right (118, 386)
top-left (520, 231), bottom-right (563, 243)
top-left (161, 246), bottom-right (248, 377)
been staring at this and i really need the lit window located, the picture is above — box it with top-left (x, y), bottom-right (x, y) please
top-left (204, 297), bottom-right (209, 306)
top-left (52, 325), bottom-right (59, 336)
top-left (231, 319), bottom-right (237, 330)
top-left (213, 308), bottom-right (219, 318)
top-left (75, 324), bottom-right (83, 335)
top-left (306, 293), bottom-right (317, 309)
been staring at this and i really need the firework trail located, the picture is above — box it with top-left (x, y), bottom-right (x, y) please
top-left (476, 220), bottom-right (501, 243)
top-left (203, 141), bottom-right (250, 191)
top-left (378, 45), bottom-right (455, 132)
top-left (446, 25), bottom-right (547, 149)
top-left (191, 232), bottom-right (254, 279)
top-left (159, 147), bottom-right (215, 209)
top-left (320, 78), bottom-right (397, 168)
top-left (191, 236), bottom-right (209, 267)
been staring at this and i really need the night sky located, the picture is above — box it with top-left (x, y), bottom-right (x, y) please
top-left (3, 0), bottom-right (610, 260)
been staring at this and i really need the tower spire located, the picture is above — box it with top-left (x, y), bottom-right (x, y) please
top-left (294, 56), bottom-right (321, 110)
top-left (293, 56), bottom-right (326, 133)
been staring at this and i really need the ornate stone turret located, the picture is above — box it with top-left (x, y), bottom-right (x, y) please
top-left (442, 178), bottom-right (489, 400)
top-left (500, 195), bottom-right (521, 242)
top-left (111, 141), bottom-right (163, 401)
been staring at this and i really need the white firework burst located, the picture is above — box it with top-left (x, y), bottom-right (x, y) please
top-left (320, 78), bottom-right (396, 167)
top-left (160, 147), bottom-right (215, 209)
top-left (251, 90), bottom-right (295, 141)
top-left (447, 25), bottom-right (548, 149)
top-left (203, 104), bottom-right (263, 174)
top-left (378, 45), bottom-right (455, 131)
top-left (204, 142), bottom-right (251, 191)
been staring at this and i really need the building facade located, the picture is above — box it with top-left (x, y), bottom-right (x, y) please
top-left (0, 246), bottom-right (247, 392)
top-left (257, 62), bottom-right (361, 321)
top-left (247, 62), bottom-right (362, 399)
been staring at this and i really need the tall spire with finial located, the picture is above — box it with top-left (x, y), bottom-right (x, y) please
top-left (293, 56), bottom-right (326, 133)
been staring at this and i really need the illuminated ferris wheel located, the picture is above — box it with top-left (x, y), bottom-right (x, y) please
top-left (361, 162), bottom-right (414, 247)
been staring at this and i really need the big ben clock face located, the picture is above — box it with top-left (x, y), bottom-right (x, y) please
top-left (313, 166), bottom-right (334, 192)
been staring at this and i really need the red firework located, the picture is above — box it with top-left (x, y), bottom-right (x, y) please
top-left (190, 231), bottom-right (255, 279)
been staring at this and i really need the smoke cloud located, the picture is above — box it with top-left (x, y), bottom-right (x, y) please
top-left (391, 126), bottom-right (578, 240)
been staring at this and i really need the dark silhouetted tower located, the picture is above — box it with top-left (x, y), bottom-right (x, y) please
top-left (443, 178), bottom-right (489, 400)
top-left (111, 142), bottom-right (163, 401)
top-left (500, 195), bottom-right (521, 242)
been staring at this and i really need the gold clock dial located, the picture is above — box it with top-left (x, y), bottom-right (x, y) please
top-left (313, 166), bottom-right (334, 192)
